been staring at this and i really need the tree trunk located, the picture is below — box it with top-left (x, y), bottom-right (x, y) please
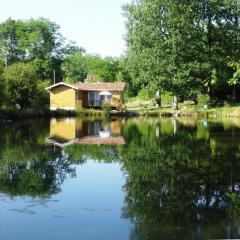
top-left (173, 95), bottom-right (178, 110)
top-left (232, 85), bottom-right (236, 103)
top-left (155, 89), bottom-right (161, 108)
top-left (207, 78), bottom-right (211, 97)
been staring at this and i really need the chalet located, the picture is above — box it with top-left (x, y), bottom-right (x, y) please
top-left (45, 81), bottom-right (126, 110)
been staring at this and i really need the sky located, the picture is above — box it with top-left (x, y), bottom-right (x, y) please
top-left (0, 0), bottom-right (131, 57)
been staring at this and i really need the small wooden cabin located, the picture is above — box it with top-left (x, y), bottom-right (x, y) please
top-left (45, 82), bottom-right (126, 110)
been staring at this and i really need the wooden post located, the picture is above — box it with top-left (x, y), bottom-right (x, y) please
top-left (53, 70), bottom-right (56, 84)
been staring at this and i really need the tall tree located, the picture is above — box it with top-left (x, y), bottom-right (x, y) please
top-left (123, 0), bottom-right (240, 104)
top-left (0, 18), bottom-right (21, 66)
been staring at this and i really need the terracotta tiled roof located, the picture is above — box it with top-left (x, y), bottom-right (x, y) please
top-left (46, 82), bottom-right (126, 91)
top-left (75, 82), bottom-right (126, 91)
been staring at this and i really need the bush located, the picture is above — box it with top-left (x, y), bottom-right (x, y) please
top-left (101, 100), bottom-right (111, 115)
top-left (197, 94), bottom-right (210, 108)
top-left (138, 88), bottom-right (149, 100)
top-left (161, 91), bottom-right (173, 106)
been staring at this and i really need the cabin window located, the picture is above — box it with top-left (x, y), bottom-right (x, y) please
top-left (88, 92), bottom-right (100, 106)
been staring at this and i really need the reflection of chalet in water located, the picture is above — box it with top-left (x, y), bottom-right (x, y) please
top-left (47, 118), bottom-right (125, 147)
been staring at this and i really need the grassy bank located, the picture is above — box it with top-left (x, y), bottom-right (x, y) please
top-left (1, 104), bottom-right (240, 121)
top-left (0, 108), bottom-right (106, 120)
top-left (125, 105), bottom-right (240, 118)
top-left (126, 97), bottom-right (240, 118)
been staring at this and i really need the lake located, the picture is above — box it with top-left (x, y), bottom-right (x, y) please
top-left (0, 117), bottom-right (240, 240)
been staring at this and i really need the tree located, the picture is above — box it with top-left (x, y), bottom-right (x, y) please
top-left (229, 61), bottom-right (240, 100)
top-left (123, 0), bottom-right (240, 105)
top-left (16, 17), bottom-right (64, 61)
top-left (3, 62), bottom-right (39, 108)
top-left (0, 18), bottom-right (21, 66)
top-left (62, 52), bottom-right (88, 83)
top-left (123, 0), bottom-right (203, 108)
top-left (62, 53), bottom-right (121, 83)
top-left (0, 17), bottom-right (86, 108)
top-left (0, 18), bottom-right (73, 83)
top-left (86, 55), bottom-right (119, 82)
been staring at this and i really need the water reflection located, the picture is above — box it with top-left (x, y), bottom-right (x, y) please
top-left (120, 118), bottom-right (240, 239)
top-left (47, 118), bottom-right (125, 147)
top-left (0, 121), bottom-right (76, 197)
top-left (0, 117), bottom-right (240, 239)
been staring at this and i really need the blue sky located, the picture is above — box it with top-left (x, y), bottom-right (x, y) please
top-left (0, 0), bottom-right (131, 57)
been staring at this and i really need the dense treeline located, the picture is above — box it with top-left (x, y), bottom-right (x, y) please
top-left (0, 0), bottom-right (239, 109)
top-left (0, 18), bottom-right (122, 109)
top-left (122, 0), bottom-right (240, 107)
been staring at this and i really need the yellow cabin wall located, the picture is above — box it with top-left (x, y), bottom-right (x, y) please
top-left (50, 118), bottom-right (77, 141)
top-left (111, 91), bottom-right (124, 107)
top-left (112, 91), bottom-right (121, 100)
top-left (50, 86), bottom-right (76, 109)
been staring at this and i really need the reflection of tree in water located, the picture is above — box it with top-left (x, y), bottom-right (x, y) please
top-left (0, 150), bottom-right (76, 197)
top-left (120, 119), bottom-right (240, 240)
top-left (0, 121), bottom-right (76, 197)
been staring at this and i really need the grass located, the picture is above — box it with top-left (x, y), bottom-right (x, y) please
top-left (126, 97), bottom-right (240, 118)
top-left (0, 108), bottom-right (107, 120)
top-left (2, 100), bottom-right (240, 121)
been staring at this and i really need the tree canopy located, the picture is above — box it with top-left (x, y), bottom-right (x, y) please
top-left (123, 0), bottom-right (240, 102)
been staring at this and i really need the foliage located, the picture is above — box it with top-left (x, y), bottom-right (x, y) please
top-left (138, 88), bottom-right (150, 100)
top-left (197, 94), bottom-right (210, 108)
top-left (61, 51), bottom-right (88, 83)
top-left (3, 62), bottom-right (39, 107)
top-left (31, 79), bottom-right (51, 108)
top-left (0, 17), bottom-right (85, 109)
top-left (86, 55), bottom-right (120, 82)
top-left (61, 53), bottom-right (121, 83)
top-left (123, 0), bottom-right (240, 103)
top-left (229, 62), bottom-right (240, 86)
top-left (101, 100), bottom-right (111, 115)
top-left (161, 92), bottom-right (173, 106)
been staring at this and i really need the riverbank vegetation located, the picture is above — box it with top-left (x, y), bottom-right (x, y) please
top-left (0, 0), bottom-right (239, 114)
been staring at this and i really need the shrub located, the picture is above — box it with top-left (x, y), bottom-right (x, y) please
top-left (101, 100), bottom-right (111, 115)
top-left (161, 92), bottom-right (173, 106)
top-left (138, 88), bottom-right (149, 100)
top-left (197, 94), bottom-right (210, 108)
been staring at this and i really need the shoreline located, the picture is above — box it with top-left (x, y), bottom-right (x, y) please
top-left (1, 106), bottom-right (240, 121)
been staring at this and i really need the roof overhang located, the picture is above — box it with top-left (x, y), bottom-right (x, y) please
top-left (45, 82), bottom-right (79, 91)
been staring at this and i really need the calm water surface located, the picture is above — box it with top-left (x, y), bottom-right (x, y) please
top-left (0, 117), bottom-right (240, 240)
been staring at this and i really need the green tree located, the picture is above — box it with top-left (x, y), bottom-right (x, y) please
top-left (3, 62), bottom-right (39, 108)
top-left (0, 18), bottom-right (21, 66)
top-left (86, 55), bottom-right (119, 82)
top-left (228, 61), bottom-right (240, 101)
top-left (62, 52), bottom-right (88, 83)
top-left (123, 0), bottom-right (240, 105)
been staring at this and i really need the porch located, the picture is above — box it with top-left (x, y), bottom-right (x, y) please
top-left (79, 91), bottom-right (122, 109)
